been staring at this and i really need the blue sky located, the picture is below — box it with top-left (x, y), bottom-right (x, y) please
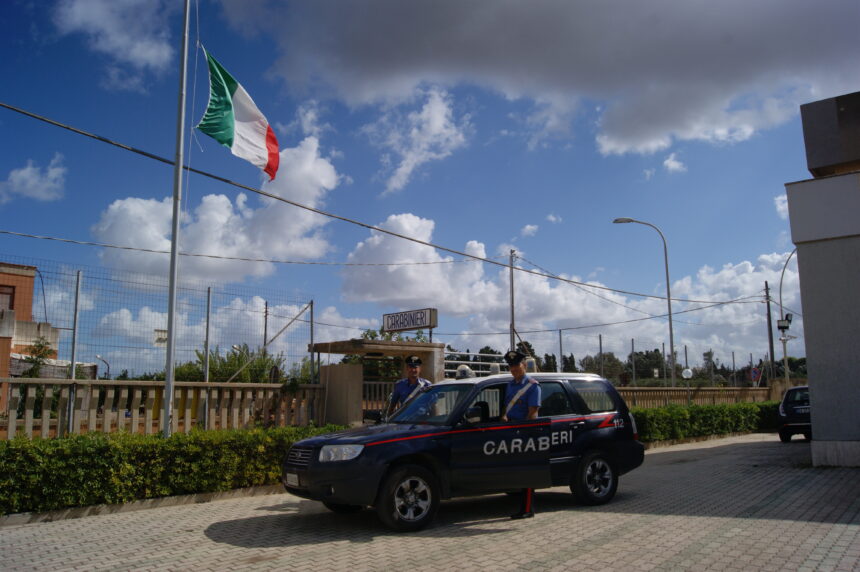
top-left (3, 0), bottom-right (859, 373)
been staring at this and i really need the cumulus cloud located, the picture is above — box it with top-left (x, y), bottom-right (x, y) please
top-left (219, 0), bottom-right (859, 155)
top-left (644, 168), bottom-right (656, 180)
top-left (663, 153), bottom-right (687, 173)
top-left (0, 154), bottom-right (66, 205)
top-left (774, 194), bottom-right (789, 220)
top-left (546, 214), bottom-right (562, 224)
top-left (521, 224), bottom-right (539, 237)
top-left (91, 136), bottom-right (339, 282)
top-left (363, 88), bottom-right (471, 194)
top-left (53, 0), bottom-right (173, 70)
top-left (339, 212), bottom-right (802, 366)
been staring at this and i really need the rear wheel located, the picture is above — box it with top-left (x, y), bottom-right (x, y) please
top-left (322, 501), bottom-right (363, 513)
top-left (571, 451), bottom-right (617, 505)
top-left (376, 464), bottom-right (439, 532)
top-left (779, 429), bottom-right (792, 443)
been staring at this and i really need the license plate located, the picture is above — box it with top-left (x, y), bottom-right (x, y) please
top-left (286, 472), bottom-right (299, 487)
top-left (795, 407), bottom-right (810, 414)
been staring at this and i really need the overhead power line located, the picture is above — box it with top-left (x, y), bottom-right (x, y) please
top-left (0, 100), bottom-right (744, 306)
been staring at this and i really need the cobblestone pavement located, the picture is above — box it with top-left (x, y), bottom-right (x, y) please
top-left (2, 433), bottom-right (859, 571)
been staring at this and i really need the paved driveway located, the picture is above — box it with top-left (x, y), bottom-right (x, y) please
top-left (2, 433), bottom-right (859, 571)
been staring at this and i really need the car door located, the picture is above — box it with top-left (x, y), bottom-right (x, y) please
top-left (448, 382), bottom-right (552, 493)
top-left (538, 380), bottom-right (590, 483)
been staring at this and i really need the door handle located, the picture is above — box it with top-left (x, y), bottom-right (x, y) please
top-left (569, 421), bottom-right (586, 428)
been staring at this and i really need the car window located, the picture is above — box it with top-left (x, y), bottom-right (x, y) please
top-left (539, 381), bottom-right (574, 416)
top-left (568, 379), bottom-right (616, 413)
top-left (785, 388), bottom-right (809, 405)
top-left (468, 383), bottom-right (506, 422)
top-left (390, 383), bottom-right (473, 424)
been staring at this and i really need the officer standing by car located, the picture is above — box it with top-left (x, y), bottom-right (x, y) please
top-left (387, 355), bottom-right (431, 416)
top-left (500, 349), bottom-right (541, 519)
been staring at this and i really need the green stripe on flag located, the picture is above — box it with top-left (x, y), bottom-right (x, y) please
top-left (197, 51), bottom-right (240, 148)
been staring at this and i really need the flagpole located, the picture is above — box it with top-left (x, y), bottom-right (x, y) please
top-left (163, 0), bottom-right (191, 437)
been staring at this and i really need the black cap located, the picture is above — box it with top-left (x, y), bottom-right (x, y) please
top-left (503, 350), bottom-right (526, 366)
top-left (405, 355), bottom-right (422, 366)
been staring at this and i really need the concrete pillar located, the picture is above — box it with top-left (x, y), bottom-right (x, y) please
top-left (786, 172), bottom-right (860, 466)
top-left (319, 363), bottom-right (364, 427)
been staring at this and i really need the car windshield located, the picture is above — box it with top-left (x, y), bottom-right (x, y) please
top-left (389, 383), bottom-right (474, 425)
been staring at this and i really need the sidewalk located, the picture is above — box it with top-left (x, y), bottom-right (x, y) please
top-left (2, 433), bottom-right (858, 571)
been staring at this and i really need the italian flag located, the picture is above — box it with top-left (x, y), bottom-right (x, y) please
top-left (197, 49), bottom-right (280, 180)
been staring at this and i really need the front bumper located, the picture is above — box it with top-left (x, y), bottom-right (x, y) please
top-left (282, 447), bottom-right (386, 506)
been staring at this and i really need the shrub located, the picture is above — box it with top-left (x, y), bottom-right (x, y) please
top-left (631, 401), bottom-right (777, 442)
top-left (0, 424), bottom-right (342, 516)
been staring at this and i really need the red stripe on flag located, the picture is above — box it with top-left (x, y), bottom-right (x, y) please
top-left (264, 125), bottom-right (279, 180)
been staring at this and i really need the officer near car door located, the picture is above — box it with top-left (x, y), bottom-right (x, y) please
top-left (500, 349), bottom-right (541, 519)
top-left (387, 355), bottom-right (431, 416)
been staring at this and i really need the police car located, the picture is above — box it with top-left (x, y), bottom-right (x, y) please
top-left (281, 372), bottom-right (644, 531)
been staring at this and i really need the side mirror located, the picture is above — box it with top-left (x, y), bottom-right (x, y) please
top-left (464, 406), bottom-right (483, 425)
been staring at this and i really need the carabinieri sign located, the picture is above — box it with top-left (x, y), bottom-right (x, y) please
top-left (382, 308), bottom-right (438, 332)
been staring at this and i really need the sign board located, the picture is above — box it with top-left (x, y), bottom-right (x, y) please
top-left (153, 329), bottom-right (168, 347)
top-left (382, 308), bottom-right (438, 333)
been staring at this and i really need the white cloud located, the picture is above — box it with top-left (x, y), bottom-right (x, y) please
top-left (91, 136), bottom-right (340, 282)
top-left (53, 0), bottom-right (174, 71)
top-left (363, 88), bottom-right (471, 194)
top-left (339, 212), bottom-right (803, 366)
top-left (546, 214), bottom-right (562, 224)
top-left (644, 168), bottom-right (656, 180)
top-left (774, 194), bottom-right (789, 220)
top-left (0, 154), bottom-right (66, 205)
top-left (521, 224), bottom-right (539, 237)
top-left (663, 153), bottom-right (687, 173)
top-left (223, 1), bottom-right (858, 155)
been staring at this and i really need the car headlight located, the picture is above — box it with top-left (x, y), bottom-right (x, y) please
top-left (319, 444), bottom-right (364, 462)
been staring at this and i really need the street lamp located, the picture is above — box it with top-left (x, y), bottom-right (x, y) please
top-left (778, 249), bottom-right (797, 387)
top-left (613, 217), bottom-right (676, 387)
top-left (95, 354), bottom-right (110, 380)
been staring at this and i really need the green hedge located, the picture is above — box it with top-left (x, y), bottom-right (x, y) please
top-left (0, 425), bottom-right (342, 516)
top-left (631, 401), bottom-right (780, 442)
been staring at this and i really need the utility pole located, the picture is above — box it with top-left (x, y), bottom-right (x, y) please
top-left (509, 249), bottom-right (516, 351)
top-left (764, 281), bottom-right (776, 386)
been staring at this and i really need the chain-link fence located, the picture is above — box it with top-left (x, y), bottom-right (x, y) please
top-left (3, 253), bottom-right (312, 381)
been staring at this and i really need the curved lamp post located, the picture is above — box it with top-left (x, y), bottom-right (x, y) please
top-left (95, 354), bottom-right (110, 380)
top-left (613, 217), bottom-right (676, 387)
top-left (777, 248), bottom-right (798, 387)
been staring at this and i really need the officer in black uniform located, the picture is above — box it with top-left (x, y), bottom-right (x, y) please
top-left (501, 349), bottom-right (541, 519)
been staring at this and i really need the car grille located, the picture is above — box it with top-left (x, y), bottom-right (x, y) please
top-left (286, 446), bottom-right (314, 467)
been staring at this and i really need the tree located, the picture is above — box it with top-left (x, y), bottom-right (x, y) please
top-left (542, 353), bottom-right (557, 372)
top-left (579, 352), bottom-right (625, 381)
top-left (561, 353), bottom-right (578, 372)
top-left (22, 336), bottom-right (53, 378)
top-left (627, 348), bottom-right (665, 380)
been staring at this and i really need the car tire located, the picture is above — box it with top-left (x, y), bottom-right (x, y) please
top-left (322, 501), bottom-right (363, 514)
top-left (779, 429), bottom-right (792, 443)
top-left (803, 431), bottom-right (812, 441)
top-left (376, 464), bottom-right (439, 532)
top-left (571, 451), bottom-right (618, 505)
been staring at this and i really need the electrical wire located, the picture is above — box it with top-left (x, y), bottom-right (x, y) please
top-left (0, 101), bottom-right (746, 306)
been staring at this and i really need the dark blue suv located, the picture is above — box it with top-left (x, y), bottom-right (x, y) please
top-left (778, 385), bottom-right (811, 442)
top-left (282, 373), bottom-right (644, 531)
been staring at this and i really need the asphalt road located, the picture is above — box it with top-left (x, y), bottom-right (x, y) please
top-left (2, 433), bottom-right (859, 571)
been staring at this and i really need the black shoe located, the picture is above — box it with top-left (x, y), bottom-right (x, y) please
top-left (510, 511), bottom-right (534, 520)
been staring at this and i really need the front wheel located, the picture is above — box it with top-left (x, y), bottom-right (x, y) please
top-left (376, 464), bottom-right (439, 532)
top-left (571, 451), bottom-right (618, 505)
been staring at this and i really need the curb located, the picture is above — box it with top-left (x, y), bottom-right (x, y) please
top-left (0, 484), bottom-right (284, 528)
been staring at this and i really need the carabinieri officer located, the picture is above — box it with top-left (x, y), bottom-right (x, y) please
top-left (500, 349), bottom-right (541, 519)
top-left (387, 355), bottom-right (431, 416)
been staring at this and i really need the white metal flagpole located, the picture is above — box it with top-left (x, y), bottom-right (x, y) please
top-left (163, 0), bottom-right (191, 437)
